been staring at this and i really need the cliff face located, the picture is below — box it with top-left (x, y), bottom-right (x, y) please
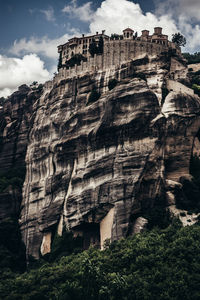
top-left (0, 85), bottom-right (42, 221)
top-left (16, 52), bottom-right (199, 259)
top-left (1, 51), bottom-right (200, 259)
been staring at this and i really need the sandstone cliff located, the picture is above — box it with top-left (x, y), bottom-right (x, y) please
top-left (1, 51), bottom-right (200, 259)
top-left (0, 85), bottom-right (42, 221)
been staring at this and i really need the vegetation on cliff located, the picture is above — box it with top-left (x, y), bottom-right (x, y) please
top-left (186, 68), bottom-right (200, 96)
top-left (1, 221), bottom-right (200, 299)
top-left (183, 52), bottom-right (200, 64)
top-left (89, 36), bottom-right (104, 57)
top-left (172, 33), bottom-right (186, 47)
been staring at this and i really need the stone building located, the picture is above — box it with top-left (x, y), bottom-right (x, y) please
top-left (56, 27), bottom-right (179, 81)
top-left (58, 30), bottom-right (109, 64)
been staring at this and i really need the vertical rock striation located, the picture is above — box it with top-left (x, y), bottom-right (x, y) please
top-left (0, 52), bottom-right (199, 259)
top-left (17, 52), bottom-right (200, 259)
top-left (0, 85), bottom-right (42, 221)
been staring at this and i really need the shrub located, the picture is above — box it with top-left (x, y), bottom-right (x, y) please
top-left (187, 211), bottom-right (193, 215)
top-left (136, 72), bottom-right (146, 81)
top-left (132, 72), bottom-right (147, 81)
top-left (3, 223), bottom-right (200, 299)
top-left (65, 54), bottom-right (87, 69)
top-left (0, 97), bottom-right (6, 105)
top-left (87, 88), bottom-right (101, 105)
top-left (89, 37), bottom-right (104, 57)
top-left (0, 218), bottom-right (26, 273)
top-left (142, 205), bottom-right (172, 230)
top-left (42, 229), bottom-right (83, 263)
top-left (0, 166), bottom-right (26, 192)
top-left (108, 78), bottom-right (118, 90)
top-left (57, 52), bottom-right (63, 70)
top-left (175, 155), bottom-right (200, 212)
top-left (172, 32), bottom-right (186, 47)
top-left (180, 212), bottom-right (186, 217)
top-left (183, 52), bottom-right (200, 64)
top-left (110, 34), bottom-right (123, 40)
top-left (161, 87), bottom-right (169, 105)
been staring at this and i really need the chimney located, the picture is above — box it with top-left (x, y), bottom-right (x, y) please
top-left (142, 30), bottom-right (149, 36)
top-left (154, 27), bottom-right (162, 35)
top-left (82, 34), bottom-right (85, 38)
top-left (96, 31), bottom-right (99, 35)
top-left (102, 30), bottom-right (105, 35)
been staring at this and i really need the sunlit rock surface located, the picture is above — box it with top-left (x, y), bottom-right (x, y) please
top-left (1, 52), bottom-right (200, 259)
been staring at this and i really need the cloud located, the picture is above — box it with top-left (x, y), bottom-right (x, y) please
top-left (4, 0), bottom-right (200, 99)
top-left (9, 33), bottom-right (77, 59)
top-left (155, 0), bottom-right (200, 22)
top-left (0, 54), bottom-right (51, 97)
top-left (155, 0), bottom-right (200, 52)
top-left (40, 6), bottom-right (55, 22)
top-left (62, 0), bottom-right (93, 22)
top-left (89, 0), bottom-right (178, 38)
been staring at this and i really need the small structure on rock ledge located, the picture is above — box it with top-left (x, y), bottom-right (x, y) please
top-left (57, 27), bottom-right (179, 78)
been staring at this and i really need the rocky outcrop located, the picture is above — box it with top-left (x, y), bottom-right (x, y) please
top-left (0, 51), bottom-right (199, 259)
top-left (0, 85), bottom-right (42, 221)
top-left (14, 52), bottom-right (200, 259)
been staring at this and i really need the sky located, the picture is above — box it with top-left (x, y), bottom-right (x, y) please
top-left (0, 0), bottom-right (200, 98)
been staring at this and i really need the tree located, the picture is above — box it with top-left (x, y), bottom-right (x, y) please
top-left (172, 32), bottom-right (186, 47)
top-left (57, 52), bottom-right (63, 71)
top-left (65, 54), bottom-right (87, 69)
top-left (0, 97), bottom-right (5, 105)
top-left (89, 39), bottom-right (98, 57)
top-left (98, 36), bottom-right (104, 54)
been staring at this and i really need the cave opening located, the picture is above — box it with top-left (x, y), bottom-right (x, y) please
top-left (73, 223), bottom-right (100, 250)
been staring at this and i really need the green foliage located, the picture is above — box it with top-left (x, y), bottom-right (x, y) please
top-left (89, 37), bottom-right (104, 57)
top-left (183, 52), bottom-right (200, 64)
top-left (0, 166), bottom-right (26, 193)
top-left (0, 218), bottom-right (26, 273)
top-left (98, 36), bottom-right (104, 55)
top-left (180, 212), bottom-right (186, 217)
top-left (87, 88), bottom-right (101, 105)
top-left (172, 32), bottom-right (186, 47)
top-left (192, 84), bottom-right (200, 96)
top-left (2, 222), bottom-right (200, 299)
top-left (161, 87), bottom-right (169, 104)
top-left (65, 54), bottom-right (87, 69)
top-left (110, 34), bottom-right (123, 40)
top-left (42, 228), bottom-right (83, 263)
top-left (176, 154), bottom-right (200, 211)
top-left (108, 78), bottom-right (118, 90)
top-left (132, 72), bottom-right (147, 81)
top-left (190, 154), bottom-right (200, 183)
top-left (135, 72), bottom-right (146, 81)
top-left (57, 52), bottom-right (63, 70)
top-left (0, 97), bottom-right (6, 105)
top-left (142, 205), bottom-right (172, 230)
top-left (89, 39), bottom-right (99, 57)
top-left (186, 68), bottom-right (200, 94)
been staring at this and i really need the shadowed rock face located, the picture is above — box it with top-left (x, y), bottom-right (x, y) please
top-left (1, 53), bottom-right (200, 259)
top-left (0, 85), bottom-right (42, 221)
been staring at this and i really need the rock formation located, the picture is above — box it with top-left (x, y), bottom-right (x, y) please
top-left (0, 85), bottom-right (42, 221)
top-left (1, 50), bottom-right (200, 259)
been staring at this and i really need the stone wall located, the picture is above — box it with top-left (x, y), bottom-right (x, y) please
top-left (167, 80), bottom-right (194, 95)
top-left (55, 39), bottom-right (178, 84)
